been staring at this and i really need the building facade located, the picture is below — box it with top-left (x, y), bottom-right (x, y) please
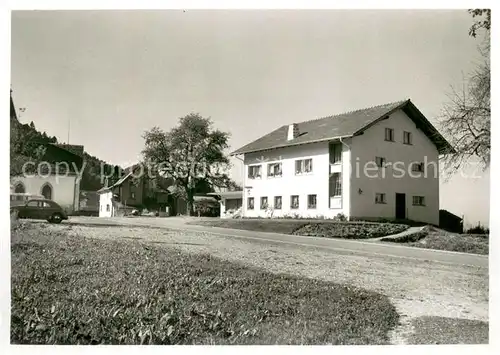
top-left (232, 99), bottom-right (452, 225)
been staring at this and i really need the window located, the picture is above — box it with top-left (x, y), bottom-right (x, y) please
top-left (27, 201), bottom-right (39, 207)
top-left (385, 128), bottom-right (394, 142)
top-left (290, 195), bottom-right (299, 209)
top-left (329, 143), bottom-right (342, 164)
top-left (248, 165), bottom-right (262, 179)
top-left (260, 196), bottom-right (268, 210)
top-left (329, 173), bottom-right (342, 197)
top-left (267, 162), bottom-right (282, 177)
top-left (375, 193), bottom-right (386, 204)
top-left (403, 131), bottom-right (412, 145)
top-left (375, 157), bottom-right (386, 168)
top-left (295, 159), bottom-right (313, 174)
top-left (106, 204), bottom-right (110, 212)
top-left (14, 182), bottom-right (25, 193)
top-left (307, 195), bottom-right (317, 209)
top-left (40, 184), bottom-right (53, 200)
top-left (412, 162), bottom-right (424, 172)
top-left (247, 197), bottom-right (255, 210)
top-left (274, 196), bottom-right (282, 209)
top-left (413, 196), bottom-right (425, 206)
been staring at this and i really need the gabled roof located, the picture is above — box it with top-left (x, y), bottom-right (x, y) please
top-left (97, 172), bottom-right (134, 193)
top-left (123, 163), bottom-right (142, 174)
top-left (231, 99), bottom-right (454, 155)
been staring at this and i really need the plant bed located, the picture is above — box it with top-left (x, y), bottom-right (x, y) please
top-left (189, 219), bottom-right (310, 234)
top-left (11, 223), bottom-right (400, 345)
top-left (189, 219), bottom-right (409, 239)
top-left (292, 223), bottom-right (409, 239)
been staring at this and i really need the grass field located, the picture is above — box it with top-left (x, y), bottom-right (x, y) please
top-left (188, 219), bottom-right (409, 239)
top-left (407, 229), bottom-right (489, 255)
top-left (11, 222), bottom-right (400, 345)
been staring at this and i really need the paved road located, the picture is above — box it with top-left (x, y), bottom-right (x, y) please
top-left (64, 216), bottom-right (488, 268)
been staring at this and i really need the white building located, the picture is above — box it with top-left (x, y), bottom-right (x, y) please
top-left (230, 99), bottom-right (453, 225)
top-left (11, 174), bottom-right (81, 213)
top-left (10, 143), bottom-right (86, 215)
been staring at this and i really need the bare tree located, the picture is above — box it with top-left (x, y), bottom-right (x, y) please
top-left (439, 9), bottom-right (490, 174)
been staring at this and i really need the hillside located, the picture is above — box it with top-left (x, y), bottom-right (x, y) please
top-left (10, 98), bottom-right (118, 191)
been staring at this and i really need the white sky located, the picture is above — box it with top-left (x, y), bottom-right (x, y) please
top-left (9, 9), bottom-right (490, 226)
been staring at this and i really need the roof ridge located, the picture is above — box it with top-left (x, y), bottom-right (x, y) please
top-left (296, 99), bottom-right (409, 126)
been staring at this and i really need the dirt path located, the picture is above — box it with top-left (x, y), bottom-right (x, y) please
top-left (58, 223), bottom-right (488, 344)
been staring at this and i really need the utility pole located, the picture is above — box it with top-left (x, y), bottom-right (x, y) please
top-left (67, 119), bottom-right (70, 144)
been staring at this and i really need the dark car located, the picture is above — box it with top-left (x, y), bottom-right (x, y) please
top-left (11, 198), bottom-right (68, 224)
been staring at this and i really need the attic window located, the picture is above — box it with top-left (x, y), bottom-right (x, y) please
top-left (412, 162), bottom-right (424, 173)
top-left (385, 128), bottom-right (394, 142)
top-left (403, 131), bottom-right (412, 145)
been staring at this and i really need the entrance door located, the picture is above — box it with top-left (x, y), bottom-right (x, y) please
top-left (395, 193), bottom-right (406, 220)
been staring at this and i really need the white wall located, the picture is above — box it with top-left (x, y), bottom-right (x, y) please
top-left (349, 109), bottom-right (440, 225)
top-left (11, 174), bottom-right (78, 213)
top-left (99, 191), bottom-right (114, 217)
top-left (242, 140), bottom-right (351, 218)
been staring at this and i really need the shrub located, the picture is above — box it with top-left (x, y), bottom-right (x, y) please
top-left (465, 224), bottom-right (489, 235)
top-left (333, 213), bottom-right (347, 222)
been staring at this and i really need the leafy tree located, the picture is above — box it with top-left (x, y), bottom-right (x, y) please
top-left (142, 113), bottom-right (232, 215)
top-left (440, 9), bottom-right (490, 174)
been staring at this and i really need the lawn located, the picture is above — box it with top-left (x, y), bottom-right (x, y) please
top-left (188, 219), bottom-right (409, 239)
top-left (11, 222), bottom-right (400, 345)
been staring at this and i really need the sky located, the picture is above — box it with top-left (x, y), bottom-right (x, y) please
top-left (10, 9), bottom-right (490, 227)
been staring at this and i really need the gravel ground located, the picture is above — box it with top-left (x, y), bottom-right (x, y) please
top-left (49, 223), bottom-right (488, 344)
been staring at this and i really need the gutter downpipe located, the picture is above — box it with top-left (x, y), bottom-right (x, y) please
top-left (339, 136), bottom-right (350, 150)
top-left (233, 154), bottom-right (245, 219)
top-left (338, 137), bottom-right (351, 220)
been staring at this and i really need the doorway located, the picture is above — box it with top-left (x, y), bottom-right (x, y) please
top-left (395, 193), bottom-right (406, 220)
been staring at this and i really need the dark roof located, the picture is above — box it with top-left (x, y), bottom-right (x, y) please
top-left (124, 163), bottom-right (141, 174)
top-left (97, 172), bottom-right (134, 193)
top-left (231, 99), bottom-right (454, 155)
top-left (439, 209), bottom-right (463, 221)
top-left (208, 191), bottom-right (243, 199)
top-left (49, 144), bottom-right (85, 157)
top-left (10, 93), bottom-right (18, 121)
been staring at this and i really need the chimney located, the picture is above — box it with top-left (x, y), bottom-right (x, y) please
top-left (287, 123), bottom-right (299, 141)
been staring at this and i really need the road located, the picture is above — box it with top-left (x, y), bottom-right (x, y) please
top-left (64, 216), bottom-right (488, 268)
